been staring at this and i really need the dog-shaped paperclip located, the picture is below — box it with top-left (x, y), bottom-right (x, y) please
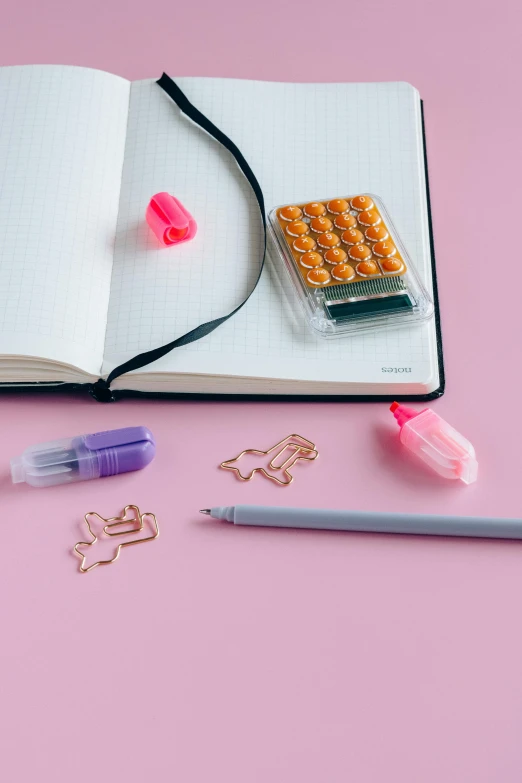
top-left (220, 434), bottom-right (318, 486)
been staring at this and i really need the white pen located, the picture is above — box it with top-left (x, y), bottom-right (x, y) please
top-left (200, 505), bottom-right (522, 540)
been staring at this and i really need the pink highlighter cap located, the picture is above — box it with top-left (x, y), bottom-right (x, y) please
top-left (146, 192), bottom-right (197, 246)
top-left (390, 402), bottom-right (478, 484)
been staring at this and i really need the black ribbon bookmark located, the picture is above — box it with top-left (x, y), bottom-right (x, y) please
top-left (91, 73), bottom-right (267, 403)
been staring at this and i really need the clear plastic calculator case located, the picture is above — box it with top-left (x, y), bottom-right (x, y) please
top-left (268, 194), bottom-right (434, 338)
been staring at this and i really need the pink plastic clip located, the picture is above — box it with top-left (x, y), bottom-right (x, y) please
top-left (145, 192), bottom-right (197, 246)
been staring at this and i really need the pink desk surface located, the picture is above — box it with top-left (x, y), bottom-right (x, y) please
top-left (2, 1), bottom-right (522, 780)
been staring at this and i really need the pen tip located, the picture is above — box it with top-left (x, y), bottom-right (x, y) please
top-left (199, 509), bottom-right (211, 515)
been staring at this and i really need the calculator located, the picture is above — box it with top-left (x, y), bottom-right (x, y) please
top-left (268, 194), bottom-right (434, 338)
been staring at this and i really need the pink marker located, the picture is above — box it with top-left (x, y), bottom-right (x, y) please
top-left (390, 402), bottom-right (478, 484)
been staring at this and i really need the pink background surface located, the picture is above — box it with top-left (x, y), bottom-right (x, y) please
top-left (2, 1), bottom-right (522, 780)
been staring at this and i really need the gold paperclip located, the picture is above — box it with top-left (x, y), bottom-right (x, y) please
top-left (220, 434), bottom-right (318, 486)
top-left (73, 505), bottom-right (159, 573)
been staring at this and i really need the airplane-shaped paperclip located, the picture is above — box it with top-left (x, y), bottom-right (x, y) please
top-left (73, 505), bottom-right (159, 573)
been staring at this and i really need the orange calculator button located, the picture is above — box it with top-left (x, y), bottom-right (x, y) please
top-left (358, 210), bottom-right (381, 227)
top-left (356, 260), bottom-right (379, 276)
top-left (317, 232), bottom-right (341, 249)
top-left (286, 220), bottom-right (309, 236)
top-left (300, 251), bottom-right (324, 268)
top-left (341, 228), bottom-right (364, 246)
top-left (348, 243), bottom-right (372, 261)
top-left (334, 213), bottom-right (357, 230)
top-left (310, 216), bottom-right (333, 233)
top-left (324, 247), bottom-right (348, 264)
top-left (327, 198), bottom-right (349, 214)
top-left (307, 268), bottom-right (331, 285)
top-left (331, 263), bottom-right (355, 281)
top-left (381, 257), bottom-right (403, 272)
top-left (279, 205), bottom-right (303, 221)
top-left (303, 202), bottom-right (326, 218)
top-left (365, 225), bottom-right (388, 242)
top-left (372, 240), bottom-right (396, 257)
top-left (350, 195), bottom-right (374, 211)
top-left (293, 236), bottom-right (317, 253)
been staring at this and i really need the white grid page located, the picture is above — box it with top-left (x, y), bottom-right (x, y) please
top-left (104, 78), bottom-right (436, 385)
top-left (0, 66), bottom-right (129, 375)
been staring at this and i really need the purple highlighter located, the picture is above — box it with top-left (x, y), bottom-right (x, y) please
top-left (10, 427), bottom-right (156, 488)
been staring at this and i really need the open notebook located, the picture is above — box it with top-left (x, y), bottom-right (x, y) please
top-left (0, 65), bottom-right (443, 400)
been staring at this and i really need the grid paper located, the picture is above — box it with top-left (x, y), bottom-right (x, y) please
top-left (0, 65), bottom-right (129, 375)
top-left (103, 77), bottom-right (436, 387)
